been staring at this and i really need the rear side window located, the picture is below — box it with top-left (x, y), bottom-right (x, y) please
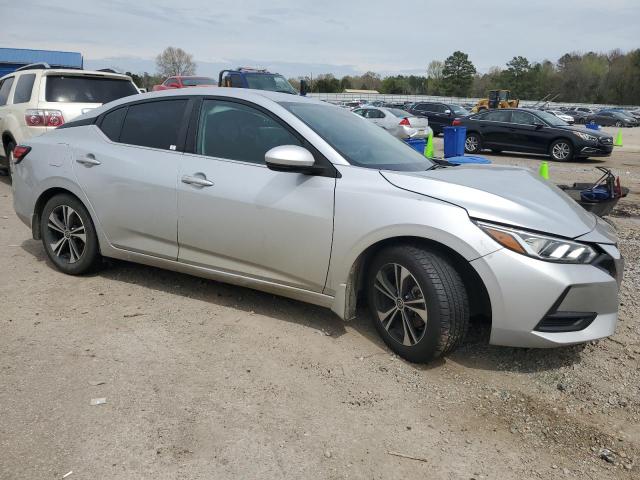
top-left (229, 75), bottom-right (243, 88)
top-left (99, 107), bottom-right (127, 141)
top-left (45, 76), bottom-right (138, 103)
top-left (484, 110), bottom-right (512, 122)
top-left (13, 74), bottom-right (36, 104)
top-left (120, 100), bottom-right (188, 150)
top-left (197, 99), bottom-right (301, 164)
top-left (0, 77), bottom-right (15, 106)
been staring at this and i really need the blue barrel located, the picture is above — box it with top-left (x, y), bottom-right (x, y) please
top-left (404, 137), bottom-right (426, 154)
top-left (586, 123), bottom-right (600, 130)
top-left (443, 126), bottom-right (466, 158)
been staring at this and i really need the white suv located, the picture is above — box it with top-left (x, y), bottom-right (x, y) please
top-left (0, 64), bottom-right (139, 176)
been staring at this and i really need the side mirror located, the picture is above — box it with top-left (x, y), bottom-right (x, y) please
top-left (300, 79), bottom-right (308, 96)
top-left (444, 109), bottom-right (452, 115)
top-left (265, 145), bottom-right (316, 173)
top-left (534, 122), bottom-right (544, 130)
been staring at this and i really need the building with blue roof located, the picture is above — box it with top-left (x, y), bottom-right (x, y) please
top-left (0, 48), bottom-right (83, 77)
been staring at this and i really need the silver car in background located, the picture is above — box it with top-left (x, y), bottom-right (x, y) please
top-left (353, 106), bottom-right (432, 139)
top-left (11, 88), bottom-right (623, 363)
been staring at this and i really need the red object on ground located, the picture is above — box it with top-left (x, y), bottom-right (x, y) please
top-left (152, 76), bottom-right (216, 91)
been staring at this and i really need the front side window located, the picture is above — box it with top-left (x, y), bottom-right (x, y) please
top-left (245, 74), bottom-right (297, 95)
top-left (197, 99), bottom-right (301, 164)
top-left (120, 100), bottom-right (188, 150)
top-left (535, 110), bottom-right (568, 126)
top-left (13, 74), bottom-right (36, 104)
top-left (182, 77), bottom-right (215, 86)
top-left (45, 76), bottom-right (138, 103)
top-left (163, 77), bottom-right (177, 86)
top-left (0, 77), bottom-right (15, 106)
top-left (511, 111), bottom-right (536, 125)
top-left (280, 101), bottom-right (433, 171)
top-left (229, 75), bottom-right (243, 88)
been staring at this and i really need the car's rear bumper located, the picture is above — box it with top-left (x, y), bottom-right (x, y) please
top-left (471, 246), bottom-right (622, 348)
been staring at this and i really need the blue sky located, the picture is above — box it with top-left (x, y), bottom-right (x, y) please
top-left (1, 0), bottom-right (639, 77)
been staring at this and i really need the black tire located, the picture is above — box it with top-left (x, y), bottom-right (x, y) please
top-left (549, 138), bottom-right (574, 162)
top-left (464, 132), bottom-right (482, 154)
top-left (366, 245), bottom-right (469, 363)
top-left (615, 121), bottom-right (623, 127)
top-left (40, 193), bottom-right (101, 275)
top-left (2, 141), bottom-right (15, 178)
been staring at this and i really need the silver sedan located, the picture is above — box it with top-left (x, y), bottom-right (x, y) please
top-left (353, 106), bottom-right (432, 139)
top-left (11, 88), bottom-right (622, 363)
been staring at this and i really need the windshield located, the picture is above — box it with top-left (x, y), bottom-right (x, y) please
top-left (182, 77), bottom-right (215, 86)
top-left (536, 110), bottom-right (568, 126)
top-left (45, 75), bottom-right (138, 103)
top-left (450, 104), bottom-right (469, 115)
top-left (280, 102), bottom-right (433, 171)
top-left (245, 73), bottom-right (298, 94)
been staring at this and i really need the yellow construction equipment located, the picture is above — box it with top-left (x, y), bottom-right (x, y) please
top-left (472, 90), bottom-right (519, 112)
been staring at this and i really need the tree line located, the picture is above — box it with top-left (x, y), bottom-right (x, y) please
top-left (291, 49), bottom-right (640, 105)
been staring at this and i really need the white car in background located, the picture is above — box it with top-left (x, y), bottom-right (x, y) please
top-left (0, 63), bottom-right (139, 176)
top-left (353, 106), bottom-right (432, 139)
top-left (548, 109), bottom-right (575, 125)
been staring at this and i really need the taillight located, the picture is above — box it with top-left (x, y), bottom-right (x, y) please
top-left (399, 117), bottom-right (411, 126)
top-left (25, 109), bottom-right (65, 127)
top-left (452, 118), bottom-right (462, 126)
top-left (12, 145), bottom-right (31, 164)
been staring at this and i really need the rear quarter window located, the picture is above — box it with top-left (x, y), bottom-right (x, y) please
top-left (99, 107), bottom-right (128, 141)
top-left (0, 77), bottom-right (15, 106)
top-left (13, 74), bottom-right (36, 104)
top-left (45, 75), bottom-right (138, 103)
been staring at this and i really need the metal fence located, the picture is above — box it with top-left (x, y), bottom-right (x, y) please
top-left (307, 93), bottom-right (639, 111)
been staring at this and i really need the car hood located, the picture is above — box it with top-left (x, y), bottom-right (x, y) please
top-left (554, 124), bottom-right (611, 137)
top-left (381, 165), bottom-right (597, 238)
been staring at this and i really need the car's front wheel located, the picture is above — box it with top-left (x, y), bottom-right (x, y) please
top-left (367, 245), bottom-right (469, 363)
top-left (464, 133), bottom-right (482, 154)
top-left (549, 139), bottom-right (574, 161)
top-left (615, 121), bottom-right (623, 127)
top-left (41, 194), bottom-right (101, 275)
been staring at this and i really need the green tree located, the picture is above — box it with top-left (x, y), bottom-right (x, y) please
top-left (442, 51), bottom-right (476, 96)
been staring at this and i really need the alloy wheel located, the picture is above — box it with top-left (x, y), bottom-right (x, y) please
top-left (465, 136), bottom-right (479, 152)
top-left (47, 205), bottom-right (87, 264)
top-left (372, 263), bottom-right (428, 346)
top-left (552, 142), bottom-right (571, 160)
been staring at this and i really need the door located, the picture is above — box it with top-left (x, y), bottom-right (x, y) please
top-left (508, 110), bottom-right (547, 152)
top-left (177, 98), bottom-right (335, 292)
top-left (479, 110), bottom-right (512, 148)
top-left (72, 98), bottom-right (191, 259)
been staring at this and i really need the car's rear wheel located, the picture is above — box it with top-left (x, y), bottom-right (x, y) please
top-left (366, 245), bottom-right (469, 363)
top-left (2, 141), bottom-right (15, 178)
top-left (549, 139), bottom-right (574, 161)
top-left (41, 194), bottom-right (101, 275)
top-left (465, 133), bottom-right (482, 154)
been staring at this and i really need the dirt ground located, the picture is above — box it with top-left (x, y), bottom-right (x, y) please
top-left (1, 127), bottom-right (639, 480)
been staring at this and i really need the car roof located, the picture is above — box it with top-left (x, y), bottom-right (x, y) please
top-left (72, 87), bottom-right (322, 121)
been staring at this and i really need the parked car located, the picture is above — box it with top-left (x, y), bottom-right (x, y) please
top-left (11, 89), bottom-right (622, 363)
top-left (564, 109), bottom-right (591, 124)
top-left (547, 110), bottom-right (575, 124)
top-left (628, 109), bottom-right (640, 120)
top-left (152, 76), bottom-right (216, 91)
top-left (352, 106), bottom-right (431, 139)
top-left (0, 64), bottom-right (139, 175)
top-left (572, 106), bottom-right (598, 115)
top-left (406, 102), bottom-right (470, 134)
top-left (455, 108), bottom-right (614, 161)
top-left (586, 111), bottom-right (639, 127)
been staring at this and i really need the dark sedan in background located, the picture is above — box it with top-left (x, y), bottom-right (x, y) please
top-left (586, 110), bottom-right (639, 127)
top-left (407, 102), bottom-right (470, 134)
top-left (455, 108), bottom-right (614, 161)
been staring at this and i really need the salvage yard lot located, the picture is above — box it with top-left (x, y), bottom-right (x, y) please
top-left (1, 128), bottom-right (639, 479)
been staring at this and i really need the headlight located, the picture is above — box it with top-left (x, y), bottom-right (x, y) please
top-left (477, 222), bottom-right (597, 263)
top-left (573, 131), bottom-right (598, 142)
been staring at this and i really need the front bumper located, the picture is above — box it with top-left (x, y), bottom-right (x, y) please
top-left (471, 245), bottom-right (622, 348)
top-left (577, 142), bottom-right (613, 157)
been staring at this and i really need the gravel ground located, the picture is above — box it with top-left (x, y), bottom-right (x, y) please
top-left (0, 127), bottom-right (638, 479)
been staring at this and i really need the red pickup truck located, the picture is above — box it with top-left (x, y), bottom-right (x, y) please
top-left (152, 76), bottom-right (216, 91)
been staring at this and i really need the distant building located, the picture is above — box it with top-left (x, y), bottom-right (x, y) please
top-left (0, 48), bottom-right (83, 77)
top-left (343, 89), bottom-right (380, 94)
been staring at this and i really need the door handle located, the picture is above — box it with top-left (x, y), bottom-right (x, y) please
top-left (181, 174), bottom-right (214, 187)
top-left (76, 154), bottom-right (101, 166)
